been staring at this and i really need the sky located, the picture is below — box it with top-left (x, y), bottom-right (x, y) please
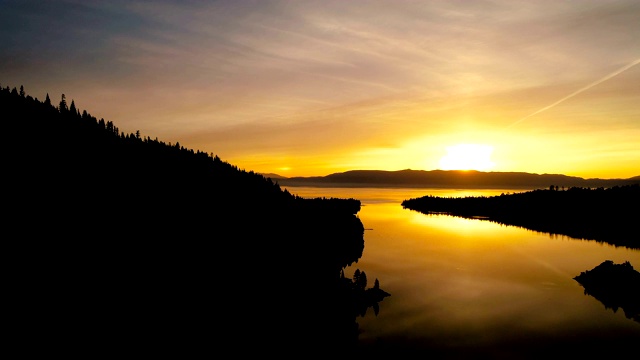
top-left (1, 0), bottom-right (639, 179)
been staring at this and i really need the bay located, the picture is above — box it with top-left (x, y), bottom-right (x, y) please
top-left (283, 186), bottom-right (640, 357)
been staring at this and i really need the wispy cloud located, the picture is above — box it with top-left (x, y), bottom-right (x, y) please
top-left (1, 0), bottom-right (639, 177)
top-left (508, 57), bottom-right (640, 128)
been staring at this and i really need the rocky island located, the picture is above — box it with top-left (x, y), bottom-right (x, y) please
top-left (574, 260), bottom-right (640, 323)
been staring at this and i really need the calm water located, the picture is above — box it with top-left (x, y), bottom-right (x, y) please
top-left (284, 186), bottom-right (640, 356)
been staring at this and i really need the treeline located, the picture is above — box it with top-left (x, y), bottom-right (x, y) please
top-left (2, 84), bottom-right (386, 355)
top-left (401, 185), bottom-right (640, 249)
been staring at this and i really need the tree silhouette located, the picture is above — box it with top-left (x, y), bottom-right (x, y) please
top-left (0, 84), bottom-right (390, 355)
top-left (69, 99), bottom-right (78, 116)
top-left (402, 184), bottom-right (640, 249)
top-left (59, 94), bottom-right (67, 112)
top-left (353, 269), bottom-right (367, 289)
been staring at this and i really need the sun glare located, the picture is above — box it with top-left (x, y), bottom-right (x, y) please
top-left (439, 144), bottom-right (495, 171)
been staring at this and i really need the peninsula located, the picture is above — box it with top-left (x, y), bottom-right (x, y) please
top-left (401, 185), bottom-right (640, 249)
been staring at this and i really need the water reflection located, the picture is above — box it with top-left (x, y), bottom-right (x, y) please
top-left (402, 186), bottom-right (640, 250)
top-left (284, 186), bottom-right (640, 357)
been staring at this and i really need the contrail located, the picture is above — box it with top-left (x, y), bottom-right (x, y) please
top-left (508, 57), bottom-right (640, 128)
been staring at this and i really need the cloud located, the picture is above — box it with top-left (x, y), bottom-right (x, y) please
top-left (1, 0), bottom-right (639, 177)
top-left (508, 58), bottom-right (640, 128)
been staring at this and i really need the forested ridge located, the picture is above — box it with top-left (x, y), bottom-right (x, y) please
top-left (402, 185), bottom-right (640, 249)
top-left (2, 84), bottom-right (388, 355)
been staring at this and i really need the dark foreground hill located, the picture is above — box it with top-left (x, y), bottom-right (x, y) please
top-left (401, 185), bottom-right (640, 249)
top-left (275, 169), bottom-right (639, 189)
top-left (2, 85), bottom-right (388, 356)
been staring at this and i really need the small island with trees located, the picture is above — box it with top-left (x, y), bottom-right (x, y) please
top-left (401, 184), bottom-right (640, 249)
top-left (574, 260), bottom-right (640, 323)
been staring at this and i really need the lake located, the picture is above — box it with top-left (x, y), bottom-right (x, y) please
top-left (283, 186), bottom-right (640, 357)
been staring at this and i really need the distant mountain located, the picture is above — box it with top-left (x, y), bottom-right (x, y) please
top-left (271, 169), bottom-right (640, 189)
top-left (259, 172), bottom-right (289, 180)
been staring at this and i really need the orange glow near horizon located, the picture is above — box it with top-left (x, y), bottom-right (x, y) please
top-left (2, 1), bottom-right (639, 180)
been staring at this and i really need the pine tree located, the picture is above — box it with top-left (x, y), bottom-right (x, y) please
top-left (59, 94), bottom-right (68, 112)
top-left (69, 99), bottom-right (77, 116)
top-left (44, 93), bottom-right (51, 106)
top-left (357, 271), bottom-right (367, 289)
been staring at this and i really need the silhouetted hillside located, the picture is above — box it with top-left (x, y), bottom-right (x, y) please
top-left (401, 185), bottom-right (640, 249)
top-left (276, 169), bottom-right (639, 189)
top-left (2, 84), bottom-right (387, 356)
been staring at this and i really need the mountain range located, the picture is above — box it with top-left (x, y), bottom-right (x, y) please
top-left (266, 169), bottom-right (640, 189)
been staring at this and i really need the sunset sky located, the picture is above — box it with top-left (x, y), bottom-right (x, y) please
top-left (2, 0), bottom-right (639, 179)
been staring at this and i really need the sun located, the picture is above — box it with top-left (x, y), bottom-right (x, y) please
top-left (439, 144), bottom-right (495, 171)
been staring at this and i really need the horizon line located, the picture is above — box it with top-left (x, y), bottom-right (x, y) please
top-left (263, 169), bottom-right (639, 180)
